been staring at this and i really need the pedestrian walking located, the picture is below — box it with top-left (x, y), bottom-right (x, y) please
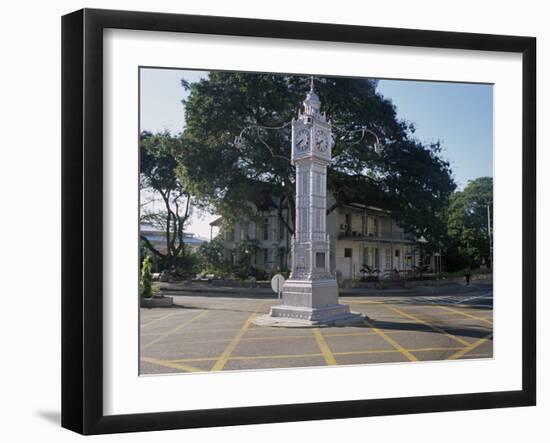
top-left (464, 266), bottom-right (471, 285)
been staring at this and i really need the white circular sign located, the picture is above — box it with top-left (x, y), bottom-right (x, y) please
top-left (270, 274), bottom-right (286, 293)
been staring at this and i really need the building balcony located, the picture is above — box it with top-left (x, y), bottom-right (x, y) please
top-left (337, 230), bottom-right (414, 243)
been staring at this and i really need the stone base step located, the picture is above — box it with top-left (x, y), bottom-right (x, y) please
top-left (253, 304), bottom-right (365, 328)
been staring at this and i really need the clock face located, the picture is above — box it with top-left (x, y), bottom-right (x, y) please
top-left (315, 128), bottom-right (329, 152)
top-left (295, 128), bottom-right (310, 151)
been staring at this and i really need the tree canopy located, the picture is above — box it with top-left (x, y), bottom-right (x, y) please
top-left (140, 131), bottom-right (193, 267)
top-left (178, 72), bottom-right (456, 250)
top-left (446, 176), bottom-right (493, 269)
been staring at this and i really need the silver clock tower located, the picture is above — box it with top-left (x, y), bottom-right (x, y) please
top-left (255, 79), bottom-right (362, 327)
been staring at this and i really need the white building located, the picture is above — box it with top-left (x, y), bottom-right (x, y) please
top-left (140, 224), bottom-right (206, 254)
top-left (210, 198), bottom-right (437, 280)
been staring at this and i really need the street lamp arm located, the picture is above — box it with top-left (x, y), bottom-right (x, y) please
top-left (332, 124), bottom-right (382, 154)
top-left (233, 122), bottom-right (292, 162)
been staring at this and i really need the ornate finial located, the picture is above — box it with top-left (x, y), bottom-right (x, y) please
top-left (303, 75), bottom-right (321, 116)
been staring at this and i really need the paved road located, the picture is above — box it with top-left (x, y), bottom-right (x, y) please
top-left (140, 282), bottom-right (493, 374)
top-left (160, 279), bottom-right (493, 299)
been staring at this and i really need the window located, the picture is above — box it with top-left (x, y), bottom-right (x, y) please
top-left (344, 248), bottom-right (352, 258)
top-left (385, 248), bottom-right (391, 269)
top-left (395, 249), bottom-right (400, 257)
top-left (344, 214), bottom-right (352, 235)
top-left (315, 252), bottom-right (325, 268)
top-left (226, 228), bottom-right (235, 242)
top-left (263, 248), bottom-right (269, 263)
top-left (262, 218), bottom-right (269, 240)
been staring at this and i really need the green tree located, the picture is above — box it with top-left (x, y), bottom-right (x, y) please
top-left (140, 255), bottom-right (153, 298)
top-left (178, 73), bottom-right (455, 251)
top-left (447, 177), bottom-right (493, 269)
top-left (140, 131), bottom-right (193, 270)
top-left (233, 239), bottom-right (261, 279)
top-left (198, 236), bottom-right (227, 274)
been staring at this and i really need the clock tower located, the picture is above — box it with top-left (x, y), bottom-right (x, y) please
top-left (255, 79), bottom-right (362, 327)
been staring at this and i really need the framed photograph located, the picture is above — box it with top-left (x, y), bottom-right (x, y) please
top-left (62, 8), bottom-right (536, 435)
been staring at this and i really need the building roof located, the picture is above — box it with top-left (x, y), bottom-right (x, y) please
top-left (142, 234), bottom-right (206, 245)
top-left (209, 216), bottom-right (224, 227)
top-left (342, 202), bottom-right (393, 215)
top-left (140, 224), bottom-right (207, 245)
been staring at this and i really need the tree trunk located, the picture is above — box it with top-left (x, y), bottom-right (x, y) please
top-left (140, 235), bottom-right (166, 258)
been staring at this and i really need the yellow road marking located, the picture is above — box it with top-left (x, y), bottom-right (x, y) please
top-left (409, 347), bottom-right (464, 352)
top-left (245, 330), bottom-right (380, 341)
top-left (313, 329), bottom-right (337, 365)
top-left (166, 346), bottom-right (466, 363)
top-left (342, 300), bottom-right (385, 304)
top-left (384, 305), bottom-right (471, 346)
top-left (210, 303), bottom-right (263, 371)
top-left (141, 357), bottom-right (202, 373)
top-left (224, 353), bottom-right (322, 361)
top-left (363, 319), bottom-right (418, 361)
top-left (448, 333), bottom-right (493, 360)
top-left (457, 353), bottom-right (492, 358)
top-left (173, 353), bottom-right (321, 363)
top-left (151, 329), bottom-right (409, 348)
top-left (437, 306), bottom-right (493, 326)
top-left (141, 311), bottom-right (208, 351)
top-left (333, 346), bottom-right (463, 356)
top-left (141, 312), bottom-right (180, 328)
top-left (177, 326), bottom-right (246, 334)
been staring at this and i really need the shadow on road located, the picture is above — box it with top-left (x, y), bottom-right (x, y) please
top-left (162, 287), bottom-right (276, 299)
top-left (364, 319), bottom-right (493, 340)
top-left (365, 298), bottom-right (493, 311)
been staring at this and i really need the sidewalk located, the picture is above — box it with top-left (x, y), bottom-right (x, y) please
top-left (158, 280), bottom-right (492, 299)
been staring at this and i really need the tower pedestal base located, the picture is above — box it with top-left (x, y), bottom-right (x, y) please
top-left (254, 304), bottom-right (364, 327)
top-left (253, 278), bottom-right (365, 327)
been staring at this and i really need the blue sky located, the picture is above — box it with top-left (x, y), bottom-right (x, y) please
top-left (140, 68), bottom-right (207, 136)
top-left (377, 79), bottom-right (493, 190)
top-left (140, 68), bottom-right (493, 237)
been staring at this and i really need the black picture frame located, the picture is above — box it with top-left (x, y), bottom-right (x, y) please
top-left (61, 8), bottom-right (536, 435)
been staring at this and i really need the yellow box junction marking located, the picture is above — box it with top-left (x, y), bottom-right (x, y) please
top-left (332, 346), bottom-right (464, 357)
top-left (313, 328), bottom-right (337, 365)
top-left (210, 303), bottom-right (264, 371)
top-left (363, 319), bottom-right (418, 361)
top-left (146, 329), bottom-right (408, 347)
top-left (141, 310), bottom-right (208, 351)
top-left (141, 312), bottom-right (180, 328)
top-left (437, 306), bottom-right (493, 326)
top-left (166, 346), bottom-right (467, 364)
top-left (384, 305), bottom-right (471, 346)
top-left (141, 357), bottom-right (202, 373)
top-left (157, 329), bottom-right (407, 350)
top-left (447, 333), bottom-right (493, 360)
top-left (341, 300), bottom-right (385, 305)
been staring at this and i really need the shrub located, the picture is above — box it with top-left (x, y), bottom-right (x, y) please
top-left (252, 267), bottom-right (268, 281)
top-left (140, 255), bottom-right (153, 298)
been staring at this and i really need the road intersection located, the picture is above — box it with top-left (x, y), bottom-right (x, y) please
top-left (140, 281), bottom-right (493, 374)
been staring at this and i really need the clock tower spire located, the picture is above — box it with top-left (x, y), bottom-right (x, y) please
top-left (302, 76), bottom-right (321, 116)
